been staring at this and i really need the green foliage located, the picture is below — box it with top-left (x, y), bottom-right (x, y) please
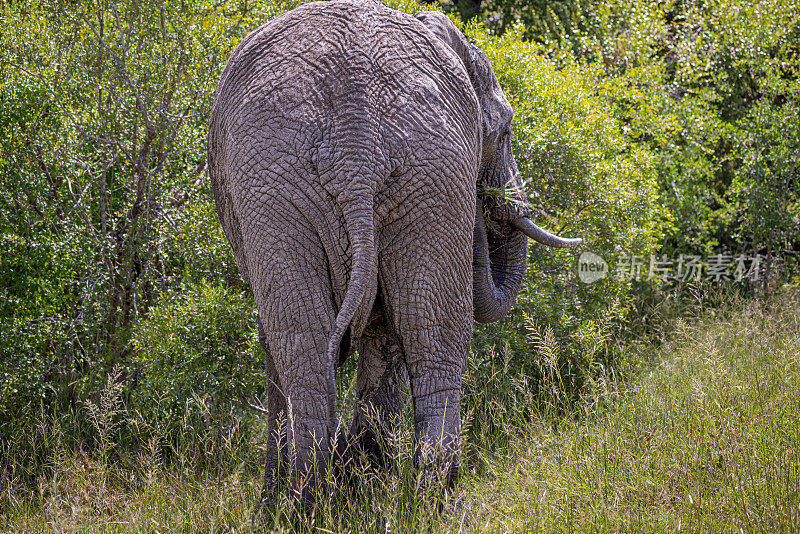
top-left (729, 81), bottom-right (800, 271)
top-left (0, 0), bottom-right (283, 436)
top-left (133, 284), bottom-right (263, 417)
top-left (160, 193), bottom-right (243, 288)
top-left (653, 0), bottom-right (800, 258)
top-left (465, 22), bottom-right (662, 398)
top-left (443, 0), bottom-right (673, 67)
top-left (443, 0), bottom-right (800, 273)
top-left (1, 0), bottom-right (798, 520)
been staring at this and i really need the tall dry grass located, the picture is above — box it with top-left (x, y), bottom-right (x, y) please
top-left (2, 288), bottom-right (798, 532)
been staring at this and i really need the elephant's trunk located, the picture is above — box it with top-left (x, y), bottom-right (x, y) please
top-left (472, 200), bottom-right (528, 323)
top-left (472, 201), bottom-right (583, 323)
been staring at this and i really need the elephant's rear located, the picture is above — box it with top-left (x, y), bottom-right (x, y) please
top-left (208, 0), bottom-right (478, 305)
top-left (209, 0), bottom-right (387, 284)
top-left (208, 0), bottom-right (488, 501)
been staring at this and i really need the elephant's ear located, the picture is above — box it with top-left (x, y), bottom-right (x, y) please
top-left (414, 11), bottom-right (512, 136)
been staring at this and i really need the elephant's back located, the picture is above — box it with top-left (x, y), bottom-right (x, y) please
top-left (209, 1), bottom-right (479, 154)
top-left (207, 1), bottom-right (481, 331)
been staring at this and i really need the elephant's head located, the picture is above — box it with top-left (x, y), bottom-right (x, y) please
top-left (415, 11), bottom-right (582, 323)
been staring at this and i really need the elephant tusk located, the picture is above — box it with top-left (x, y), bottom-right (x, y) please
top-left (512, 217), bottom-right (582, 249)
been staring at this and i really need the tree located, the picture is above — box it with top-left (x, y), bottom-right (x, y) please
top-left (0, 0), bottom-right (274, 431)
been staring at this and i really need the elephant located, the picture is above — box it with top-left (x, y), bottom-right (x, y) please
top-left (207, 0), bottom-right (580, 502)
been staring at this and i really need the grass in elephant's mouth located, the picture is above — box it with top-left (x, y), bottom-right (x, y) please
top-left (2, 291), bottom-right (799, 533)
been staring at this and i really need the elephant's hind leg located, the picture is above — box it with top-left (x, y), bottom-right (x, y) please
top-left (376, 175), bottom-right (474, 488)
top-left (257, 323), bottom-right (288, 505)
top-left (348, 297), bottom-right (408, 467)
top-left (379, 269), bottom-right (471, 488)
top-left (248, 221), bottom-right (341, 503)
top-left (261, 325), bottom-right (337, 502)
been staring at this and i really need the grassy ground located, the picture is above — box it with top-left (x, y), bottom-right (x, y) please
top-left (469, 291), bottom-right (800, 532)
top-left (2, 290), bottom-right (799, 532)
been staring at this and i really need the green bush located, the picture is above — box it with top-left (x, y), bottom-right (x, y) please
top-left (652, 0), bottom-right (800, 260)
top-left (729, 82), bottom-right (800, 280)
top-left (445, 0), bottom-right (800, 278)
top-left (465, 22), bottom-right (663, 401)
top-left (133, 283), bottom-right (264, 419)
top-left (0, 0), bottom-right (285, 431)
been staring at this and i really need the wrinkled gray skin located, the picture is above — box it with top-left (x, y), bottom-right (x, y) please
top-left (208, 0), bottom-right (580, 502)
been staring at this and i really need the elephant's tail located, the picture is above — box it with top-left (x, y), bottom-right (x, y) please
top-left (324, 200), bottom-right (377, 431)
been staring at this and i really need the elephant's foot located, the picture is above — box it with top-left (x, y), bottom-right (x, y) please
top-left (259, 442), bottom-right (286, 507)
top-left (408, 374), bottom-right (463, 489)
top-left (443, 483), bottom-right (473, 529)
top-left (259, 424), bottom-right (348, 512)
top-left (347, 402), bottom-right (401, 469)
top-left (348, 318), bottom-right (408, 471)
top-left (414, 433), bottom-right (462, 490)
